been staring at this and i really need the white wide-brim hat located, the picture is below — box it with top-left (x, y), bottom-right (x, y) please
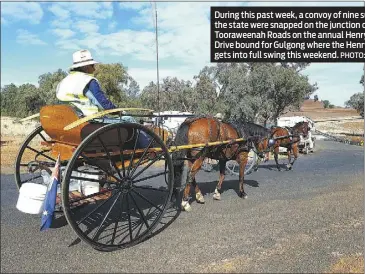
top-left (70, 49), bottom-right (99, 69)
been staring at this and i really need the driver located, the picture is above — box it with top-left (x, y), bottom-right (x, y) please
top-left (56, 49), bottom-right (149, 146)
top-left (56, 49), bottom-right (116, 117)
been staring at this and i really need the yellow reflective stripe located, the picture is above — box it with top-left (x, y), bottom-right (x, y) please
top-left (58, 93), bottom-right (89, 102)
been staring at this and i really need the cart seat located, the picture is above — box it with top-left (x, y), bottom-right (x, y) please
top-left (40, 104), bottom-right (137, 147)
top-left (40, 104), bottom-right (104, 146)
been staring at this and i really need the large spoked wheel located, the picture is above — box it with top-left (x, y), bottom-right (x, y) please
top-left (62, 123), bottom-right (174, 252)
top-left (14, 126), bottom-right (57, 190)
top-left (225, 148), bottom-right (257, 176)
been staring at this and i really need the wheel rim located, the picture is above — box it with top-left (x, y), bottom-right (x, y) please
top-left (62, 123), bottom-right (173, 251)
top-left (226, 149), bottom-right (256, 176)
top-left (14, 126), bottom-right (57, 190)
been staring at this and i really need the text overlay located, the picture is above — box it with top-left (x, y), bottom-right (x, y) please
top-left (211, 6), bottom-right (365, 62)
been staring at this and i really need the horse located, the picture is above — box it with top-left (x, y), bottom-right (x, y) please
top-left (171, 116), bottom-right (271, 212)
top-left (267, 121), bottom-right (310, 171)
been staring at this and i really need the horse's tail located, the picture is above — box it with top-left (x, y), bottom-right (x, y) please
top-left (171, 122), bottom-right (190, 190)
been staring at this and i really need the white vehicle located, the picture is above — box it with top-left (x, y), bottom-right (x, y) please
top-left (277, 115), bottom-right (315, 131)
top-left (276, 116), bottom-right (316, 153)
top-left (152, 110), bottom-right (193, 135)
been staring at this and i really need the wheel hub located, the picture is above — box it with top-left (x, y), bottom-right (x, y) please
top-left (120, 177), bottom-right (134, 193)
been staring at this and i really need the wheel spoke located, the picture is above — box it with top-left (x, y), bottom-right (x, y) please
top-left (37, 132), bottom-right (48, 142)
top-left (20, 174), bottom-right (42, 184)
top-left (70, 175), bottom-right (105, 184)
top-left (97, 136), bottom-right (123, 180)
top-left (92, 191), bottom-right (122, 241)
top-left (131, 153), bottom-right (164, 181)
top-left (127, 129), bottom-right (140, 177)
top-left (133, 171), bottom-right (168, 184)
top-left (126, 194), bottom-right (133, 243)
top-left (129, 192), bottom-right (150, 229)
top-left (117, 127), bottom-right (126, 177)
top-left (75, 190), bottom-right (119, 225)
top-left (26, 146), bottom-right (55, 162)
top-left (80, 153), bottom-right (120, 182)
top-left (134, 186), bottom-right (169, 192)
top-left (129, 137), bottom-right (155, 178)
top-left (131, 189), bottom-right (163, 212)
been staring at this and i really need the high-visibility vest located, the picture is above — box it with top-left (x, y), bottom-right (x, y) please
top-left (56, 71), bottom-right (100, 116)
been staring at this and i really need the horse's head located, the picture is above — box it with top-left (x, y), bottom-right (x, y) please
top-left (293, 121), bottom-right (310, 138)
top-left (242, 122), bottom-right (273, 157)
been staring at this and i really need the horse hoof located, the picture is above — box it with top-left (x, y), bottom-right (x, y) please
top-left (213, 193), bottom-right (221, 200)
top-left (181, 200), bottom-right (192, 212)
top-left (239, 192), bottom-right (248, 199)
top-left (196, 192), bottom-right (205, 204)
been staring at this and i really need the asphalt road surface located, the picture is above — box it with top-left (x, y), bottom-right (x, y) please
top-left (1, 140), bottom-right (364, 273)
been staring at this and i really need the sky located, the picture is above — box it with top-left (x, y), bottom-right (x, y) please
top-left (1, 1), bottom-right (364, 107)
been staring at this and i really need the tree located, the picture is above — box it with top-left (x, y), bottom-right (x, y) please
top-left (193, 68), bottom-right (227, 115)
top-left (140, 77), bottom-right (195, 112)
top-left (269, 65), bottom-right (317, 124)
top-left (125, 77), bottom-right (140, 99)
top-left (93, 63), bottom-right (129, 106)
top-left (38, 69), bottom-right (68, 105)
top-left (322, 100), bottom-right (330, 109)
top-left (0, 83), bottom-right (43, 117)
top-left (1, 84), bottom-right (19, 116)
top-left (345, 92), bottom-right (364, 117)
top-left (196, 62), bottom-right (316, 125)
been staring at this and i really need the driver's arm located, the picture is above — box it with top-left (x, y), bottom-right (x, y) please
top-left (85, 80), bottom-right (116, 110)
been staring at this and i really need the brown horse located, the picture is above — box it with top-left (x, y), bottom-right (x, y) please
top-left (267, 121), bottom-right (310, 171)
top-left (172, 116), bottom-right (271, 211)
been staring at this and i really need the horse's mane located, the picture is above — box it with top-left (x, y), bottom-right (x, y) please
top-left (227, 119), bottom-right (270, 140)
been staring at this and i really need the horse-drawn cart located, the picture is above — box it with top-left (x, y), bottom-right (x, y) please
top-left (298, 135), bottom-right (316, 154)
top-left (15, 105), bottom-right (255, 251)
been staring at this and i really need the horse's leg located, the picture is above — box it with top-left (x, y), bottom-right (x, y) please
top-left (286, 145), bottom-right (292, 170)
top-left (181, 155), bottom-right (205, 211)
top-left (273, 145), bottom-right (281, 171)
top-left (181, 160), bottom-right (194, 212)
top-left (213, 159), bottom-right (227, 200)
top-left (289, 143), bottom-right (299, 169)
top-left (191, 155), bottom-right (206, 204)
top-left (237, 152), bottom-right (249, 199)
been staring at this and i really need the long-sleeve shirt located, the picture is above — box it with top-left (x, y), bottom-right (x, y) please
top-left (84, 80), bottom-right (116, 110)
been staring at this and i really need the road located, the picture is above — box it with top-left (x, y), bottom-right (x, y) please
top-left (1, 140), bottom-right (364, 273)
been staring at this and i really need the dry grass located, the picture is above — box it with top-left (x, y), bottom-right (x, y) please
top-left (1, 116), bottom-right (39, 137)
top-left (283, 99), bottom-right (361, 121)
top-left (329, 254), bottom-right (364, 273)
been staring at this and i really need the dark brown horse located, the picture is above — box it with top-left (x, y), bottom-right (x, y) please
top-left (172, 116), bottom-right (270, 211)
top-left (266, 121), bottom-right (310, 171)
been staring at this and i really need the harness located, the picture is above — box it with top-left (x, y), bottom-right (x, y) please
top-left (270, 125), bottom-right (302, 148)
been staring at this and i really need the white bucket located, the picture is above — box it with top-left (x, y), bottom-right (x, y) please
top-left (79, 171), bottom-right (100, 196)
top-left (16, 183), bottom-right (47, 214)
top-left (82, 181), bottom-right (100, 196)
